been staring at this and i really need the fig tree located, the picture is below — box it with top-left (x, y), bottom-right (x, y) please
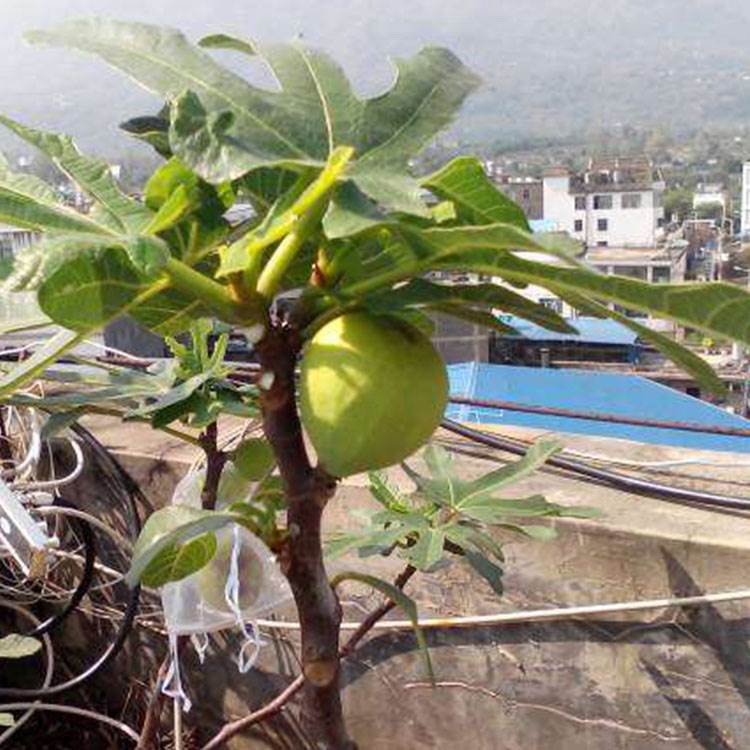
top-left (299, 312), bottom-right (448, 477)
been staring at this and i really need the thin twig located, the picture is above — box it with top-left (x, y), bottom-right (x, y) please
top-left (200, 675), bottom-right (305, 750)
top-left (339, 565), bottom-right (416, 658)
top-left (200, 564), bottom-right (416, 750)
top-left (0, 703), bottom-right (139, 742)
top-left (136, 653), bottom-right (174, 750)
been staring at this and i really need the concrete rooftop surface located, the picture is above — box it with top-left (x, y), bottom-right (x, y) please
top-left (69, 413), bottom-right (750, 748)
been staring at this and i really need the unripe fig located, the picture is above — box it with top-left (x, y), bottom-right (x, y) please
top-left (196, 536), bottom-right (263, 612)
top-left (299, 312), bottom-right (448, 477)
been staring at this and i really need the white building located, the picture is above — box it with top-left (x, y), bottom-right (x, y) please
top-left (542, 157), bottom-right (665, 249)
top-left (693, 183), bottom-right (727, 213)
top-left (0, 224), bottom-right (34, 262)
top-left (741, 162), bottom-right (750, 239)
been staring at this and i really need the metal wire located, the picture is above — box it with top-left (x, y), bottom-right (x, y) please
top-left (441, 418), bottom-right (750, 511)
top-left (24, 499), bottom-right (97, 639)
top-left (0, 602), bottom-right (54, 747)
top-left (0, 583), bottom-right (141, 699)
top-left (448, 394), bottom-right (750, 438)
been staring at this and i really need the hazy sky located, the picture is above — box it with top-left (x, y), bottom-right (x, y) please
top-left (3, 1), bottom-right (750, 154)
top-left (0, 0), bottom-right (507, 151)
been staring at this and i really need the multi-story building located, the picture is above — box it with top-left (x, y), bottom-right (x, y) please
top-left (493, 176), bottom-right (543, 221)
top-left (693, 183), bottom-right (727, 216)
top-left (741, 162), bottom-right (750, 239)
top-left (542, 157), bottom-right (665, 248)
top-left (0, 224), bottom-right (34, 262)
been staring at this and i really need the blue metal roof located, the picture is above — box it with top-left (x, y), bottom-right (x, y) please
top-left (447, 362), bottom-right (750, 454)
top-left (501, 315), bottom-right (640, 346)
top-left (529, 219), bottom-right (558, 233)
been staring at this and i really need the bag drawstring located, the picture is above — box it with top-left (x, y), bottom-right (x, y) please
top-left (162, 632), bottom-right (192, 713)
top-left (190, 632), bottom-right (210, 665)
top-left (224, 524), bottom-right (262, 674)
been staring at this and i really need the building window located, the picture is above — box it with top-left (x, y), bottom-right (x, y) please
top-left (574, 196), bottom-right (586, 210)
top-left (616, 266), bottom-right (648, 281)
top-left (593, 195), bottom-right (613, 210)
top-left (522, 189), bottom-right (530, 200)
top-left (621, 193), bottom-right (642, 209)
top-left (574, 219), bottom-right (583, 232)
top-left (539, 297), bottom-right (563, 314)
top-left (597, 218), bottom-right (608, 231)
top-left (596, 240), bottom-right (608, 247)
top-left (652, 267), bottom-right (671, 283)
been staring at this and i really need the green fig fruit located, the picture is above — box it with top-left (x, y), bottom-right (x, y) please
top-left (196, 535), bottom-right (263, 612)
top-left (299, 312), bottom-right (448, 477)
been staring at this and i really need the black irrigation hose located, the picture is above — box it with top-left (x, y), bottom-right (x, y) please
top-left (70, 423), bottom-right (145, 536)
top-left (0, 584), bottom-right (141, 700)
top-left (441, 418), bottom-right (750, 512)
top-left (0, 427), bottom-right (145, 698)
top-left (27, 498), bottom-right (96, 638)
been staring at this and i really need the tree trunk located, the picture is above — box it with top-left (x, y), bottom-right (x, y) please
top-left (257, 329), bottom-right (354, 749)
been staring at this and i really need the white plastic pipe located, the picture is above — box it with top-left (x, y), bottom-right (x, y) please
top-left (257, 587), bottom-right (750, 632)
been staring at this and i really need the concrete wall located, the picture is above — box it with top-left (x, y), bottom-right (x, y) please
top-left (430, 312), bottom-right (490, 363)
top-left (13, 423), bottom-right (750, 749)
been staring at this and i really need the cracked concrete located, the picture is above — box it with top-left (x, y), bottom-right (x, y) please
top-left (56, 416), bottom-right (750, 748)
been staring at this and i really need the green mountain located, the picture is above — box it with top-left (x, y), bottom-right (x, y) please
top-left (1, 0), bottom-right (750, 155)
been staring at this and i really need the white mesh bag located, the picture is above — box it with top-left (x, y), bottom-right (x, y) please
top-left (160, 468), bottom-right (292, 711)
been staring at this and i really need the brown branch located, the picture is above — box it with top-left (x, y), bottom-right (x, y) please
top-left (199, 674), bottom-right (305, 750)
top-left (136, 650), bottom-right (177, 750)
top-left (199, 563), bottom-right (416, 750)
top-left (339, 565), bottom-right (417, 658)
top-left (200, 421), bottom-right (227, 510)
top-left (255, 328), bottom-right (350, 749)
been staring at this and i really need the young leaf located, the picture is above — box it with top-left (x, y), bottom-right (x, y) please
top-left (141, 531), bottom-right (217, 588)
top-left (127, 505), bottom-right (242, 587)
top-left (422, 156), bottom-right (530, 231)
top-left (125, 370), bottom-right (216, 420)
top-left (0, 634), bottom-right (42, 660)
top-left (331, 571), bottom-right (433, 681)
top-left (457, 494), bottom-right (571, 523)
top-left (121, 113), bottom-right (172, 156)
top-left (463, 550), bottom-right (504, 596)
top-left (457, 440), bottom-right (561, 505)
top-left (29, 20), bottom-right (479, 222)
top-left (436, 249), bottom-right (750, 348)
top-left (0, 114), bottom-right (152, 233)
top-left (368, 471), bottom-right (410, 512)
top-left (0, 714), bottom-right (13, 727)
top-left (408, 528), bottom-right (446, 571)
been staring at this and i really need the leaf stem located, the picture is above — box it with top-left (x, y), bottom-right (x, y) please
top-left (163, 256), bottom-right (263, 324)
top-left (256, 202), bottom-right (326, 301)
top-left (255, 147), bottom-right (354, 300)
